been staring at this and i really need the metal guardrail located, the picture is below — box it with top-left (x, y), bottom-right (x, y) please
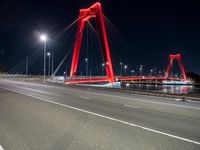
top-left (121, 82), bottom-right (200, 98)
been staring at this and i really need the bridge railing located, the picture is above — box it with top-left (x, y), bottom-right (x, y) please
top-left (121, 82), bottom-right (200, 98)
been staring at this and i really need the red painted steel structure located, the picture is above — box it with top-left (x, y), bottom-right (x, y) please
top-left (65, 3), bottom-right (187, 84)
top-left (165, 54), bottom-right (187, 81)
top-left (64, 76), bottom-right (180, 84)
top-left (69, 2), bottom-right (115, 83)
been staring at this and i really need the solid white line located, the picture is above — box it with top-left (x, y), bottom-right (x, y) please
top-left (1, 87), bottom-right (200, 146)
top-left (0, 145), bottom-right (4, 150)
top-left (124, 104), bottom-right (141, 109)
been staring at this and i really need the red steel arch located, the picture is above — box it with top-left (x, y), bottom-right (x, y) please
top-left (69, 2), bottom-right (114, 83)
top-left (165, 54), bottom-right (187, 81)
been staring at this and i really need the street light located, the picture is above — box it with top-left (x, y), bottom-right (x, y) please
top-left (131, 70), bottom-right (135, 76)
top-left (154, 67), bottom-right (157, 76)
top-left (139, 65), bottom-right (143, 76)
top-left (120, 62), bottom-right (123, 76)
top-left (158, 70), bottom-right (162, 75)
top-left (85, 58), bottom-right (88, 76)
top-left (150, 69), bottom-right (153, 76)
top-left (51, 51), bottom-right (54, 76)
top-left (40, 35), bottom-right (47, 41)
top-left (102, 63), bottom-right (105, 76)
top-left (63, 71), bottom-right (66, 77)
top-left (124, 65), bottom-right (128, 76)
top-left (90, 70), bottom-right (92, 79)
top-left (47, 52), bottom-right (50, 76)
top-left (40, 34), bottom-right (47, 82)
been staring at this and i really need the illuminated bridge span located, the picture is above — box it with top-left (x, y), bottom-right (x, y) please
top-left (64, 2), bottom-right (187, 84)
top-left (64, 76), bottom-right (180, 84)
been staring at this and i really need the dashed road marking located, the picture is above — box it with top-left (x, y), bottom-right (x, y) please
top-left (89, 92), bottom-right (200, 110)
top-left (124, 104), bottom-right (141, 109)
top-left (80, 96), bottom-right (91, 100)
top-left (174, 98), bottom-right (183, 102)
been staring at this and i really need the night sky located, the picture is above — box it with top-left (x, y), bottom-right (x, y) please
top-left (0, 0), bottom-right (200, 75)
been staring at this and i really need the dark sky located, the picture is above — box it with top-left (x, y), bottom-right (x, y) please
top-left (0, 0), bottom-right (200, 75)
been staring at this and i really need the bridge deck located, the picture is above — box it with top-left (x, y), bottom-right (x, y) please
top-left (64, 76), bottom-right (181, 84)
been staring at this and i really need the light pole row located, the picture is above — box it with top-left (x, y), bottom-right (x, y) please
top-left (40, 34), bottom-right (54, 82)
top-left (85, 58), bottom-right (105, 77)
top-left (119, 62), bottom-right (128, 76)
top-left (39, 36), bottom-right (162, 80)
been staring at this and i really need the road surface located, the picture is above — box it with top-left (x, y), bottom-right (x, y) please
top-left (0, 80), bottom-right (200, 150)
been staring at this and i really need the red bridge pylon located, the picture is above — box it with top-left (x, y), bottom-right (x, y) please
top-left (69, 2), bottom-right (115, 83)
top-left (165, 54), bottom-right (187, 81)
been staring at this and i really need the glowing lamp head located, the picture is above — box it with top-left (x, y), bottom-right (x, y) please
top-left (40, 34), bottom-right (47, 41)
top-left (47, 52), bottom-right (50, 56)
top-left (124, 65), bottom-right (128, 69)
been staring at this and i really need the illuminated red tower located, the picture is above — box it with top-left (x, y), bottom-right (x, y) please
top-left (165, 54), bottom-right (187, 81)
top-left (69, 2), bottom-right (114, 83)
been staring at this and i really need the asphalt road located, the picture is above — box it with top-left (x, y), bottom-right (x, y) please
top-left (0, 80), bottom-right (200, 150)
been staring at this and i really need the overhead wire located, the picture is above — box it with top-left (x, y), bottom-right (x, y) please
top-left (87, 21), bottom-right (103, 76)
top-left (103, 14), bottom-right (130, 63)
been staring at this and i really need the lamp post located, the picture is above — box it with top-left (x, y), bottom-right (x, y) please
top-left (40, 34), bottom-right (47, 82)
top-left (51, 51), bottom-right (54, 76)
top-left (150, 69), bottom-right (153, 76)
top-left (124, 65), bottom-right (128, 76)
top-left (120, 62), bottom-right (123, 76)
top-left (47, 52), bottom-right (50, 76)
top-left (63, 71), bottom-right (66, 77)
top-left (158, 70), bottom-right (162, 75)
top-left (90, 70), bottom-right (92, 79)
top-left (154, 67), bottom-right (157, 76)
top-left (26, 56), bottom-right (28, 76)
top-left (102, 63), bottom-right (105, 76)
top-left (85, 58), bottom-right (88, 76)
top-left (139, 65), bottom-right (143, 76)
top-left (131, 70), bottom-right (135, 76)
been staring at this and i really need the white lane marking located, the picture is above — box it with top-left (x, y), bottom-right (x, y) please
top-left (174, 98), bottom-right (183, 102)
top-left (1, 87), bottom-right (200, 146)
top-left (89, 92), bottom-right (200, 110)
top-left (0, 145), bottom-right (4, 150)
top-left (80, 96), bottom-right (91, 100)
top-left (124, 104), bottom-right (141, 109)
